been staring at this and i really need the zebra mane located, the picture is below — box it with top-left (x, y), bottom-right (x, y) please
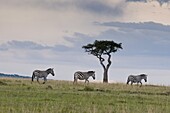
top-left (140, 74), bottom-right (147, 77)
top-left (46, 68), bottom-right (53, 72)
top-left (87, 71), bottom-right (95, 74)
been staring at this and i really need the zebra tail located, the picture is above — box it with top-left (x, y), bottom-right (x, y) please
top-left (32, 73), bottom-right (35, 82)
top-left (73, 73), bottom-right (77, 84)
top-left (126, 78), bottom-right (129, 84)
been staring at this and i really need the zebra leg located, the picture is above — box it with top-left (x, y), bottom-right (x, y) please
top-left (73, 79), bottom-right (77, 84)
top-left (32, 74), bottom-right (34, 82)
top-left (140, 82), bottom-right (142, 87)
top-left (131, 82), bottom-right (133, 85)
top-left (85, 79), bottom-right (89, 84)
top-left (87, 80), bottom-right (89, 84)
top-left (37, 77), bottom-right (40, 84)
top-left (126, 80), bottom-right (130, 85)
top-left (43, 77), bottom-right (47, 84)
top-left (73, 75), bottom-right (78, 84)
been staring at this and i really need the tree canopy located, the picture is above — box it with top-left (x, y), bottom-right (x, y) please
top-left (82, 40), bottom-right (122, 59)
top-left (82, 40), bottom-right (122, 83)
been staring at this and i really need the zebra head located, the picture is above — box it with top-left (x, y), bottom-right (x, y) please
top-left (140, 74), bottom-right (147, 82)
top-left (47, 68), bottom-right (55, 76)
top-left (88, 71), bottom-right (95, 80)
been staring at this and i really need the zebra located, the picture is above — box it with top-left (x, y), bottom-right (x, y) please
top-left (126, 74), bottom-right (147, 86)
top-left (32, 68), bottom-right (55, 84)
top-left (73, 71), bottom-right (95, 84)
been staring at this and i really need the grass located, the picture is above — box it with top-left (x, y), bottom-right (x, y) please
top-left (0, 78), bottom-right (170, 113)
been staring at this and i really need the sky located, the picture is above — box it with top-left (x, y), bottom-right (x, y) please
top-left (0, 0), bottom-right (170, 85)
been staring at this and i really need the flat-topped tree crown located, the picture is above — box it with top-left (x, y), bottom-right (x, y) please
top-left (83, 40), bottom-right (122, 55)
top-left (82, 40), bottom-right (122, 83)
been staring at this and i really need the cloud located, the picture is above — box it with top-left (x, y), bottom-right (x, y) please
top-left (66, 30), bottom-right (170, 70)
top-left (0, 38), bottom-right (97, 67)
top-left (95, 21), bottom-right (170, 57)
top-left (0, 0), bottom-right (125, 16)
top-left (126, 0), bottom-right (147, 3)
top-left (1, 0), bottom-right (124, 46)
top-left (0, 40), bottom-right (51, 51)
top-left (1, 21), bottom-right (170, 62)
top-left (54, 21), bottom-right (170, 62)
top-left (74, 0), bottom-right (125, 16)
top-left (1, 0), bottom-right (170, 47)
top-left (97, 21), bottom-right (170, 32)
top-left (126, 0), bottom-right (170, 5)
top-left (0, 40), bottom-right (55, 65)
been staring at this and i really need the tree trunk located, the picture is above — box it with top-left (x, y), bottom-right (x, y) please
top-left (103, 68), bottom-right (108, 83)
top-left (98, 54), bottom-right (111, 83)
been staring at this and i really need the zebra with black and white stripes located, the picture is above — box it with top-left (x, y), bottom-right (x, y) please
top-left (32, 68), bottom-right (55, 84)
top-left (73, 71), bottom-right (95, 84)
top-left (126, 74), bottom-right (148, 86)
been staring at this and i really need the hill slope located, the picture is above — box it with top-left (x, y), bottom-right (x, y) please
top-left (0, 78), bottom-right (169, 113)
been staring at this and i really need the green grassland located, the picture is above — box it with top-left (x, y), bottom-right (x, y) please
top-left (0, 78), bottom-right (170, 113)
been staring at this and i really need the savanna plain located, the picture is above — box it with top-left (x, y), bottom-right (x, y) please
top-left (0, 78), bottom-right (170, 113)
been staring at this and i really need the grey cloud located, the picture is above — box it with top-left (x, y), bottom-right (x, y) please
top-left (0, 37), bottom-right (92, 53)
top-left (97, 30), bottom-right (170, 57)
top-left (126, 0), bottom-right (170, 5)
top-left (1, 27), bottom-right (170, 70)
top-left (0, 40), bottom-right (51, 51)
top-left (97, 21), bottom-right (170, 32)
top-left (62, 24), bottom-right (170, 57)
top-left (75, 1), bottom-right (124, 16)
top-left (0, 0), bottom-right (124, 16)
top-left (2, 20), bottom-right (170, 58)
top-left (52, 33), bottom-right (95, 53)
top-left (85, 21), bottom-right (170, 56)
top-left (126, 0), bottom-right (147, 3)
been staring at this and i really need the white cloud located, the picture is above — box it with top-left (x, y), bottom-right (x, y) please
top-left (1, 0), bottom-right (170, 46)
top-left (121, 0), bottom-right (170, 24)
top-left (0, 0), bottom-right (125, 46)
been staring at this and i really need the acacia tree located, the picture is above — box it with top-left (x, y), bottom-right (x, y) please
top-left (82, 40), bottom-right (122, 83)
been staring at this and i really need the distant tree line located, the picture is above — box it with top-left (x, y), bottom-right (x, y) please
top-left (0, 73), bottom-right (30, 78)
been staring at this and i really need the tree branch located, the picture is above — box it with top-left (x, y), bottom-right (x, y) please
top-left (97, 55), bottom-right (106, 70)
top-left (106, 53), bottom-right (112, 70)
